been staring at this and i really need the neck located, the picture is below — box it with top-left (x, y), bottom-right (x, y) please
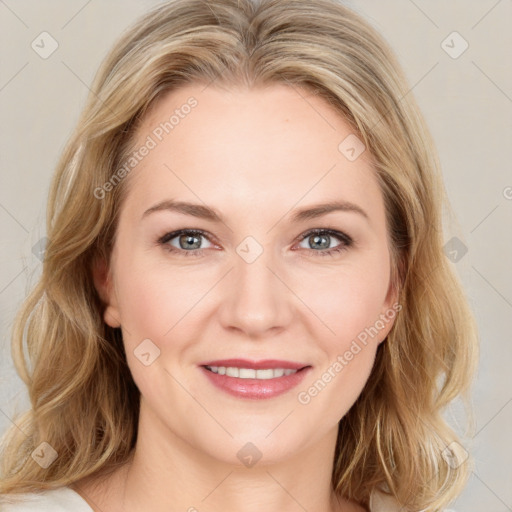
top-left (123, 399), bottom-right (344, 512)
top-left (74, 397), bottom-right (365, 512)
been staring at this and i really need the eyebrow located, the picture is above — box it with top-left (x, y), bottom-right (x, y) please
top-left (141, 199), bottom-right (369, 222)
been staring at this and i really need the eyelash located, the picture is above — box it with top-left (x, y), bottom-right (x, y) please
top-left (157, 228), bottom-right (353, 258)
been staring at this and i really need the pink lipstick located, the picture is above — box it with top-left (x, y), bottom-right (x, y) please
top-left (198, 358), bottom-right (311, 400)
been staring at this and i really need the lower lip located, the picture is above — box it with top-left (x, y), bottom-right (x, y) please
top-left (199, 366), bottom-right (311, 400)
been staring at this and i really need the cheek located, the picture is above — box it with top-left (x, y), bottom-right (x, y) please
top-left (112, 255), bottom-right (202, 396)
top-left (298, 258), bottom-right (391, 347)
top-left (114, 252), bottom-right (213, 347)
top-left (295, 262), bottom-right (390, 419)
top-left (116, 268), bottom-right (169, 338)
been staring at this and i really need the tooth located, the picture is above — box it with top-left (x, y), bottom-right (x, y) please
top-left (226, 367), bottom-right (239, 377)
top-left (255, 369), bottom-right (274, 380)
top-left (207, 366), bottom-right (299, 378)
top-left (239, 368), bottom-right (257, 379)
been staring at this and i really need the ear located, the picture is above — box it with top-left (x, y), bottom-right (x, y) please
top-left (377, 269), bottom-right (401, 345)
top-left (92, 255), bottom-right (121, 328)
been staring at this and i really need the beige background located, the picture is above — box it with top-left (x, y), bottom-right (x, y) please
top-left (1, 1), bottom-right (511, 509)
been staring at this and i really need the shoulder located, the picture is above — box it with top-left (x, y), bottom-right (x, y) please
top-left (0, 486), bottom-right (93, 512)
top-left (369, 488), bottom-right (402, 512)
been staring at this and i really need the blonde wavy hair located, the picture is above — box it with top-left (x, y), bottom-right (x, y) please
top-left (0, 0), bottom-right (478, 510)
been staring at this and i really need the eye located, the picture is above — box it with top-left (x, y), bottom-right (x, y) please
top-left (295, 228), bottom-right (353, 257)
top-left (158, 229), bottom-right (214, 257)
top-left (157, 228), bottom-right (353, 258)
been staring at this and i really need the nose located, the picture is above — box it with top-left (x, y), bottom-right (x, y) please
top-left (217, 248), bottom-right (294, 338)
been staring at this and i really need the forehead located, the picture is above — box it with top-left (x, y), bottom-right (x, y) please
top-left (122, 82), bottom-right (383, 224)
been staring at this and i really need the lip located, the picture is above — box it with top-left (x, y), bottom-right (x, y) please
top-left (198, 359), bottom-right (312, 400)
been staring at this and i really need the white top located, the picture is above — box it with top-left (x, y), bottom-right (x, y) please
top-left (0, 486), bottom-right (401, 511)
top-left (0, 487), bottom-right (93, 511)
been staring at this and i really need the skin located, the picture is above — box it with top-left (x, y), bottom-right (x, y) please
top-left (75, 82), bottom-right (398, 512)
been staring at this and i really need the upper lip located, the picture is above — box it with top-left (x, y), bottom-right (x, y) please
top-left (199, 359), bottom-right (310, 370)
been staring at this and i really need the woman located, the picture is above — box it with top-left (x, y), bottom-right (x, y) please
top-left (0, 0), bottom-right (478, 510)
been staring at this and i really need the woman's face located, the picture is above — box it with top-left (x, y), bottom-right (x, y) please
top-left (95, 82), bottom-right (398, 465)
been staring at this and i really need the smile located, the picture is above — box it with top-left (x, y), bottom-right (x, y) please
top-left (199, 359), bottom-right (311, 399)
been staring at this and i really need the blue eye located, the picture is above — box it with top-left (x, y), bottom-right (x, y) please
top-left (158, 228), bottom-right (353, 257)
top-left (158, 229), bottom-right (213, 257)
top-left (296, 228), bottom-right (353, 257)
